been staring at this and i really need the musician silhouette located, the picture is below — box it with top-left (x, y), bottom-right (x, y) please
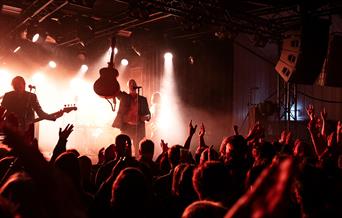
top-left (1, 76), bottom-right (56, 132)
top-left (112, 79), bottom-right (151, 157)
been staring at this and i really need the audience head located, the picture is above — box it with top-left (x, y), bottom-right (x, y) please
top-left (105, 144), bottom-right (116, 162)
top-left (172, 163), bottom-right (188, 196)
top-left (0, 172), bottom-right (45, 218)
top-left (115, 134), bottom-right (132, 157)
top-left (54, 152), bottom-right (81, 187)
top-left (182, 200), bottom-right (227, 218)
top-left (66, 149), bottom-right (80, 157)
top-left (193, 161), bottom-right (234, 205)
top-left (178, 164), bottom-right (197, 202)
top-left (78, 155), bottom-right (92, 181)
top-left (168, 145), bottom-right (182, 168)
top-left (252, 141), bottom-right (276, 162)
top-left (200, 147), bottom-right (219, 165)
top-left (225, 135), bottom-right (247, 159)
top-left (111, 167), bottom-right (152, 216)
top-left (139, 139), bottom-right (154, 160)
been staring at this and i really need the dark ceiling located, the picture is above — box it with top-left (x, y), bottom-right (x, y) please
top-left (1, 0), bottom-right (342, 50)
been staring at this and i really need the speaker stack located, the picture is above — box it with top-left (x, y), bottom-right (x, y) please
top-left (275, 18), bottom-right (330, 85)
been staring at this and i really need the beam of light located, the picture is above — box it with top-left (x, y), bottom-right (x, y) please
top-left (31, 72), bottom-right (45, 85)
top-left (0, 69), bottom-right (12, 94)
top-left (154, 52), bottom-right (185, 147)
top-left (13, 46), bottom-right (21, 53)
top-left (121, 58), bottom-right (128, 66)
top-left (48, 60), bottom-right (57, 68)
top-left (32, 33), bottom-right (40, 43)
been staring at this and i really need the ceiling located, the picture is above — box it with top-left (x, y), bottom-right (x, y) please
top-left (1, 0), bottom-right (342, 49)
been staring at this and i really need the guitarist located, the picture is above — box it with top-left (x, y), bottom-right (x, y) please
top-left (112, 79), bottom-right (151, 157)
top-left (1, 76), bottom-right (58, 133)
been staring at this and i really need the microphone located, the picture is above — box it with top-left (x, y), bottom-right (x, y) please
top-left (133, 86), bottom-right (142, 89)
top-left (28, 84), bottom-right (36, 89)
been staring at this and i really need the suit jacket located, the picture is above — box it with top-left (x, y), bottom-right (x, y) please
top-left (112, 91), bottom-right (150, 129)
top-left (1, 91), bottom-right (49, 130)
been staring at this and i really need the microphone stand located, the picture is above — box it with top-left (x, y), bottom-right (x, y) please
top-left (135, 87), bottom-right (142, 157)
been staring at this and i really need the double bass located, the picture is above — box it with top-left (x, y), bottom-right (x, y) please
top-left (93, 36), bottom-right (121, 100)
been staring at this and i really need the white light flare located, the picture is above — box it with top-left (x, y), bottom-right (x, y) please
top-left (121, 58), bottom-right (128, 66)
top-left (13, 46), bottom-right (21, 53)
top-left (48, 61), bottom-right (57, 68)
top-left (32, 33), bottom-right (40, 43)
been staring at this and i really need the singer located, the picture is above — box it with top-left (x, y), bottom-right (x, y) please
top-left (1, 76), bottom-right (57, 133)
top-left (112, 79), bottom-right (151, 157)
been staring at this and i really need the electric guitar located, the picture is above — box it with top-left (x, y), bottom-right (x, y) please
top-left (32, 105), bottom-right (77, 123)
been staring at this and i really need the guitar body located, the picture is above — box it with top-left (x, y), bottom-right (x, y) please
top-left (93, 36), bottom-right (121, 99)
top-left (93, 67), bottom-right (120, 98)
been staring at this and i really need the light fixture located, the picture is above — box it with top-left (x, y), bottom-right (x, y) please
top-left (164, 52), bottom-right (173, 59)
top-left (48, 60), bottom-right (57, 68)
top-left (121, 59), bottom-right (128, 66)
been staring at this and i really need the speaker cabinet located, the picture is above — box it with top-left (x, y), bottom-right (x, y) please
top-left (275, 19), bottom-right (330, 84)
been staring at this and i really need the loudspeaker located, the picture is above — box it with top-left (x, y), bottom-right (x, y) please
top-left (324, 35), bottom-right (342, 87)
top-left (275, 18), bottom-right (330, 84)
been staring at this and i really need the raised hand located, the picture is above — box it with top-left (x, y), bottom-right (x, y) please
top-left (160, 139), bottom-right (169, 153)
top-left (320, 108), bottom-right (327, 121)
top-left (337, 121), bottom-right (342, 134)
top-left (199, 123), bottom-right (205, 137)
top-left (327, 132), bottom-right (336, 148)
top-left (189, 120), bottom-right (197, 136)
top-left (306, 104), bottom-right (315, 121)
top-left (59, 124), bottom-right (74, 140)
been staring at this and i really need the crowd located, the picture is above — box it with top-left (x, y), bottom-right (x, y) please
top-left (0, 104), bottom-right (341, 218)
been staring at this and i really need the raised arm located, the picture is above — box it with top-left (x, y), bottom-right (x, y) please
top-left (184, 120), bottom-right (197, 150)
top-left (306, 105), bottom-right (324, 157)
top-left (50, 124), bottom-right (74, 163)
top-left (198, 123), bottom-right (206, 148)
top-left (320, 108), bottom-right (327, 139)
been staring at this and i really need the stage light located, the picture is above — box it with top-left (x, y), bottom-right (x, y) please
top-left (13, 46), bottom-right (21, 53)
top-left (48, 60), bottom-right (57, 68)
top-left (164, 52), bottom-right (173, 60)
top-left (32, 33), bottom-right (40, 42)
top-left (80, 64), bottom-right (88, 73)
top-left (114, 47), bottom-right (118, 55)
top-left (121, 59), bottom-right (128, 66)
